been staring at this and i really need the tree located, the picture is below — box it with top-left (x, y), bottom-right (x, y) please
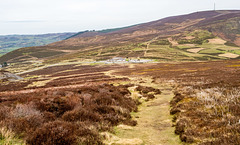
top-left (2, 62), bottom-right (7, 67)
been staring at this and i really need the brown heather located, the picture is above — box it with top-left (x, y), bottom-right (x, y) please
top-left (117, 60), bottom-right (240, 144)
top-left (0, 83), bottom-right (139, 144)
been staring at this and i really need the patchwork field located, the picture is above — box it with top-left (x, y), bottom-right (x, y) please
top-left (219, 53), bottom-right (239, 58)
top-left (2, 29), bottom-right (240, 69)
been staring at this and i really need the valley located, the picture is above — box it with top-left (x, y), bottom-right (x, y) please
top-left (0, 33), bottom-right (76, 57)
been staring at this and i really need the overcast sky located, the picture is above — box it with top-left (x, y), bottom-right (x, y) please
top-left (0, 0), bottom-right (239, 35)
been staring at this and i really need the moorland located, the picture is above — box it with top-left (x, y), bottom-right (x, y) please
top-left (0, 10), bottom-right (240, 145)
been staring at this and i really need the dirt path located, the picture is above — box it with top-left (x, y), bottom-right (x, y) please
top-left (144, 42), bottom-right (150, 57)
top-left (103, 71), bottom-right (181, 145)
top-left (167, 38), bottom-right (178, 46)
top-left (144, 36), bottom-right (159, 57)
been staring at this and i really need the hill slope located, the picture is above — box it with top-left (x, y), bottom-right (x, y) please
top-left (0, 32), bottom-right (76, 57)
top-left (1, 10), bottom-right (240, 66)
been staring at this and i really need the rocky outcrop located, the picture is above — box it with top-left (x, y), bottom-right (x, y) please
top-left (0, 70), bottom-right (23, 82)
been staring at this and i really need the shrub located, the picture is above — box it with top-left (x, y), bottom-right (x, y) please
top-left (0, 106), bottom-right (10, 121)
top-left (10, 103), bottom-right (41, 118)
top-left (177, 31), bottom-right (215, 45)
top-left (151, 39), bottom-right (171, 45)
top-left (224, 41), bottom-right (239, 47)
top-left (27, 121), bottom-right (102, 145)
top-left (136, 85), bottom-right (161, 96)
top-left (171, 86), bottom-right (240, 144)
top-left (0, 84), bottom-right (139, 144)
top-left (178, 38), bottom-right (204, 45)
top-left (42, 111), bottom-right (56, 122)
top-left (35, 97), bottom-right (73, 117)
top-left (62, 107), bottom-right (102, 122)
top-left (27, 121), bottom-right (77, 145)
top-left (2, 114), bottom-right (44, 135)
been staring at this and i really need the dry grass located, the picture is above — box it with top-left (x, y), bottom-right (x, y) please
top-left (101, 132), bottom-right (143, 145)
top-left (25, 79), bottom-right (52, 88)
top-left (208, 38), bottom-right (226, 44)
top-left (10, 103), bottom-right (41, 118)
top-left (187, 48), bottom-right (206, 53)
top-left (219, 53), bottom-right (239, 58)
top-left (0, 127), bottom-right (25, 145)
top-left (171, 85), bottom-right (240, 144)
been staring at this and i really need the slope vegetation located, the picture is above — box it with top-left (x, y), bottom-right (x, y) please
top-left (1, 10), bottom-right (240, 70)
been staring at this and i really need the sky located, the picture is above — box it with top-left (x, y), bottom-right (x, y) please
top-left (0, 0), bottom-right (239, 35)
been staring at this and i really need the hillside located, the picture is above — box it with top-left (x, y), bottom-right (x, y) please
top-left (1, 10), bottom-right (240, 70)
top-left (0, 33), bottom-right (76, 57)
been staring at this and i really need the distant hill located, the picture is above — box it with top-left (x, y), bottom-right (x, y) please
top-left (1, 10), bottom-right (240, 65)
top-left (0, 33), bottom-right (76, 57)
top-left (65, 25), bottom-right (136, 39)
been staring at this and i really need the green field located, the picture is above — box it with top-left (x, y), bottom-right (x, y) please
top-left (0, 33), bottom-right (75, 56)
